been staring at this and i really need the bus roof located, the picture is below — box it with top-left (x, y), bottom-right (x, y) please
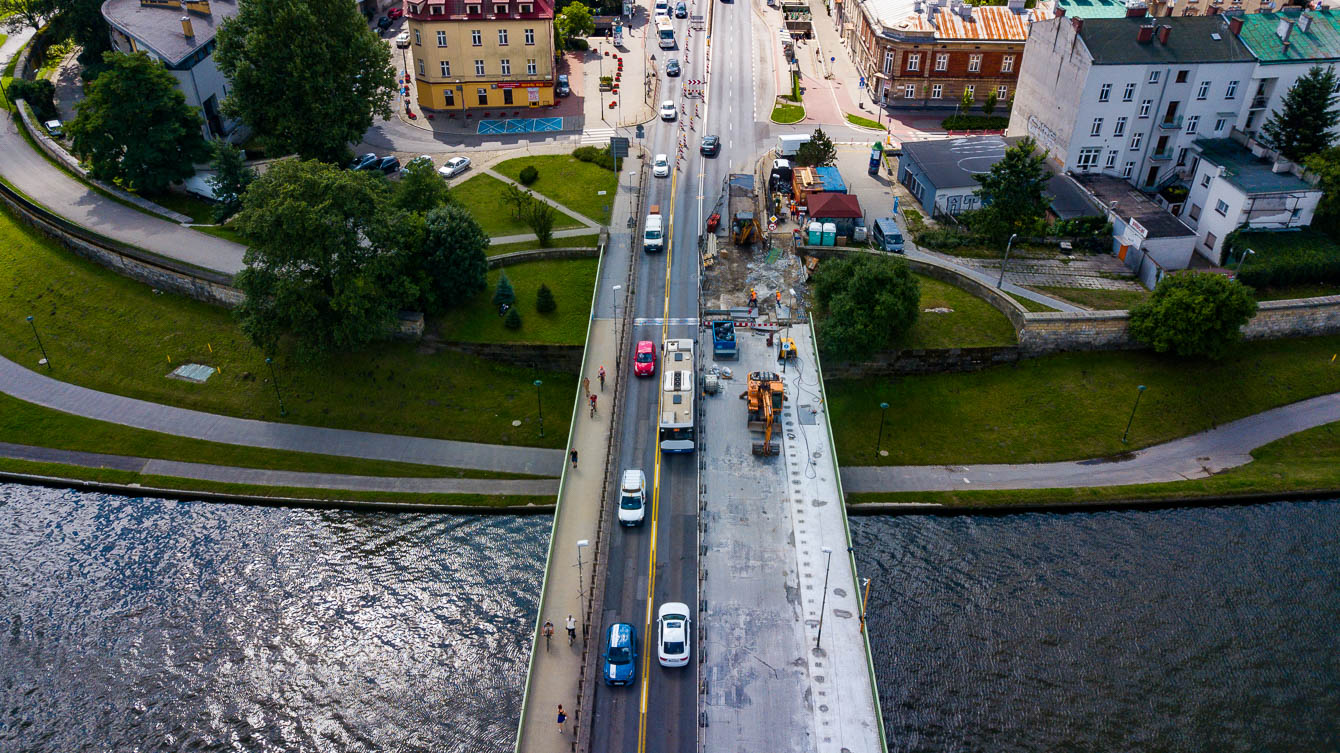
top-left (664, 338), bottom-right (694, 366)
top-left (660, 369), bottom-right (694, 426)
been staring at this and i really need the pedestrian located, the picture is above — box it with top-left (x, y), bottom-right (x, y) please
top-left (776, 290), bottom-right (783, 308)
top-left (583, 376), bottom-right (590, 397)
top-left (557, 705), bottom-right (567, 734)
top-left (570, 449), bottom-right (579, 468)
top-left (598, 365), bottom-right (606, 391)
top-left (566, 614), bottom-right (577, 643)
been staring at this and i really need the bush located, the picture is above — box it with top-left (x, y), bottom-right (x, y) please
top-left (504, 307), bottom-right (522, 329)
top-left (915, 228), bottom-right (976, 249)
top-left (902, 208), bottom-right (927, 235)
top-left (940, 114), bottom-right (1010, 131)
top-left (1233, 229), bottom-right (1340, 288)
top-left (1051, 216), bottom-right (1112, 239)
top-left (812, 253), bottom-right (921, 360)
top-left (1129, 272), bottom-right (1258, 359)
top-left (567, 37), bottom-right (590, 50)
top-left (536, 283), bottom-right (556, 313)
top-left (572, 145), bottom-right (617, 171)
top-left (8, 78), bottom-right (58, 122)
top-left (518, 165), bottom-right (539, 185)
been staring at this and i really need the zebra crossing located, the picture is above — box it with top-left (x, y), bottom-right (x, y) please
top-left (579, 127), bottom-right (618, 145)
top-left (633, 317), bottom-right (700, 326)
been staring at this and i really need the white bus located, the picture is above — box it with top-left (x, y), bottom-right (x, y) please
top-left (658, 339), bottom-right (695, 453)
top-left (657, 16), bottom-right (676, 49)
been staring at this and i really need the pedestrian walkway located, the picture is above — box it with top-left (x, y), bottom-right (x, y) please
top-left (907, 247), bottom-right (1085, 313)
top-left (0, 441), bottom-right (558, 496)
top-left (0, 354), bottom-right (563, 475)
top-left (482, 167), bottom-right (605, 229)
top-left (842, 391), bottom-right (1340, 493)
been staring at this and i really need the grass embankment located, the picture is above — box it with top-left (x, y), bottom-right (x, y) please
top-left (906, 274), bottom-right (1016, 349)
top-left (1253, 282), bottom-right (1340, 301)
top-left (488, 233), bottom-right (600, 257)
top-left (848, 421), bottom-right (1340, 508)
top-left (492, 154), bottom-right (617, 225)
top-left (1007, 293), bottom-right (1059, 313)
top-left (0, 204), bottom-right (575, 448)
top-left (453, 172), bottom-right (584, 237)
top-left (826, 335), bottom-right (1340, 466)
top-left (844, 113), bottom-right (884, 130)
top-left (437, 258), bottom-right (598, 344)
top-left (1031, 285), bottom-right (1150, 311)
top-left (771, 99), bottom-right (805, 124)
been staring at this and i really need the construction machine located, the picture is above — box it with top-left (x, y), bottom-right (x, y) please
top-left (777, 337), bottom-right (797, 362)
top-left (741, 370), bottom-right (785, 456)
top-left (727, 174), bottom-right (761, 248)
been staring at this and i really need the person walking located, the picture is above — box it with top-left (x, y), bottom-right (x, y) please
top-left (556, 705), bottom-right (567, 734)
top-left (566, 614), bottom-right (577, 644)
top-left (570, 449), bottom-right (579, 469)
top-left (583, 376), bottom-right (590, 397)
top-left (598, 365), bottom-right (606, 391)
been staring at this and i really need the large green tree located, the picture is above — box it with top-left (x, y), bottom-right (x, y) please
top-left (232, 159), bottom-right (409, 358)
top-left (1260, 65), bottom-right (1340, 163)
top-left (215, 0), bottom-right (395, 164)
top-left (0, 0), bottom-right (54, 33)
top-left (392, 159), bottom-right (452, 215)
top-left (49, 0), bottom-right (112, 71)
top-left (66, 52), bottom-right (209, 194)
top-left (555, 1), bottom-right (594, 48)
top-left (1128, 272), bottom-right (1258, 360)
top-left (794, 128), bottom-right (837, 167)
top-left (408, 204), bottom-right (490, 314)
top-left (972, 136), bottom-right (1050, 245)
top-left (811, 253), bottom-right (920, 361)
top-left (208, 140), bottom-right (256, 223)
top-left (1304, 146), bottom-right (1340, 233)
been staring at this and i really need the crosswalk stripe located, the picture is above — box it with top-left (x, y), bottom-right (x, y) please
top-left (633, 317), bottom-right (699, 326)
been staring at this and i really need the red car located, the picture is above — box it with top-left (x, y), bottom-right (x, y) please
top-left (634, 340), bottom-right (657, 377)
top-left (387, 5), bottom-right (404, 18)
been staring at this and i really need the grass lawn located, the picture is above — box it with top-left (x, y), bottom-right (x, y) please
top-left (35, 38), bottom-right (73, 79)
top-left (453, 172), bottom-right (583, 237)
top-left (191, 223), bottom-right (248, 244)
top-left (1032, 285), bottom-right (1151, 311)
top-left (825, 334), bottom-right (1340, 466)
top-left (492, 154), bottom-right (617, 225)
top-left (0, 393), bottom-right (538, 479)
top-left (488, 233), bottom-right (600, 257)
top-left (0, 204), bottom-right (576, 448)
top-left (1253, 282), bottom-right (1340, 301)
top-left (848, 421), bottom-right (1340, 508)
top-left (772, 101), bottom-right (805, 124)
top-left (141, 190), bottom-right (218, 224)
top-left (845, 113), bottom-right (884, 130)
top-left (1008, 293), bottom-right (1059, 313)
top-left (904, 274), bottom-right (1016, 348)
top-left (437, 258), bottom-right (597, 345)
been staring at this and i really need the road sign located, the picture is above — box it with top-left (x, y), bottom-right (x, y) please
top-left (859, 76), bottom-right (866, 89)
top-left (610, 136), bottom-right (630, 158)
top-left (635, 124), bottom-right (645, 139)
top-left (769, 215), bottom-right (778, 224)
top-left (768, 223), bottom-right (778, 231)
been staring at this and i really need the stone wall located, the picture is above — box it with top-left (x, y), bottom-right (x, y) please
top-left (439, 340), bottom-right (584, 373)
top-left (488, 246), bottom-right (600, 268)
top-left (1244, 296), bottom-right (1340, 340)
top-left (1016, 310), bottom-right (1137, 354)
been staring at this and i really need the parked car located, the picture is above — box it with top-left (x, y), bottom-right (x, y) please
top-left (376, 156), bottom-right (401, 174)
top-left (603, 623), bottom-right (638, 686)
top-left (387, 5), bottom-right (404, 18)
top-left (653, 153), bottom-right (670, 178)
top-left (700, 134), bottom-right (720, 156)
top-left (634, 340), bottom-right (657, 376)
top-left (406, 154), bottom-right (434, 170)
top-left (376, 15), bottom-right (392, 29)
top-left (675, 1), bottom-right (687, 16)
top-left (659, 100), bottom-right (677, 121)
top-left (348, 152), bottom-right (379, 171)
top-left (657, 602), bottom-right (691, 667)
top-left (556, 73), bottom-right (571, 97)
top-left (43, 119), bottom-right (63, 137)
top-left (395, 30), bottom-right (411, 47)
top-left (665, 58), bottom-right (680, 77)
top-left (438, 156), bottom-right (471, 178)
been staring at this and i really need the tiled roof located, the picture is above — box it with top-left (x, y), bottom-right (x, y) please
top-left (410, 0), bottom-right (554, 19)
top-left (1238, 9), bottom-right (1340, 63)
top-left (894, 4), bottom-right (1050, 40)
top-left (1078, 15), bottom-right (1256, 64)
top-left (1193, 138), bottom-right (1318, 194)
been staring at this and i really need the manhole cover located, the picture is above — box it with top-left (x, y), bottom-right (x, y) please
top-left (167, 363), bottom-right (214, 383)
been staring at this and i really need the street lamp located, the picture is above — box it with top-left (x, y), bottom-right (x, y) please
top-left (859, 577), bottom-right (872, 634)
top-left (26, 315), bottom-right (50, 369)
top-left (815, 546), bottom-right (834, 649)
top-left (1237, 248), bottom-right (1256, 277)
top-left (533, 379), bottom-right (545, 437)
top-left (264, 357), bottom-right (287, 416)
top-left (874, 402), bottom-right (889, 457)
top-left (576, 538), bottom-right (591, 639)
top-left (996, 233), bottom-right (1018, 288)
top-left (1121, 384), bottom-right (1147, 444)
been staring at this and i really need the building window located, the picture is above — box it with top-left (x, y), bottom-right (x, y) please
top-left (1176, 147), bottom-right (1188, 166)
top-left (495, 3), bottom-right (506, 13)
top-left (1196, 80), bottom-right (1209, 100)
top-left (1204, 231), bottom-right (1218, 250)
top-left (1214, 118), bottom-right (1227, 133)
top-left (498, 29), bottom-right (508, 45)
top-left (503, 88), bottom-right (513, 104)
top-left (471, 29), bottom-right (482, 46)
top-left (968, 54), bottom-right (981, 72)
top-left (1077, 147), bottom-right (1102, 168)
top-left (520, 3), bottom-right (532, 11)
top-left (439, 60), bottom-right (450, 76)
top-left (443, 88), bottom-right (455, 105)
top-left (964, 84), bottom-right (974, 99)
top-left (466, 3), bottom-right (479, 12)
top-left (414, 28), bottom-right (422, 45)
top-left (1189, 203), bottom-right (1201, 221)
top-left (935, 53), bottom-right (948, 71)
top-left (904, 83), bottom-right (916, 98)
top-left (526, 58), bottom-right (536, 75)
top-left (907, 53), bottom-right (921, 72)
top-left (1123, 83), bottom-right (1136, 101)
top-left (1122, 161), bottom-right (1135, 178)
top-left (500, 58), bottom-right (511, 75)
top-left (1215, 199), bottom-right (1229, 216)
top-left (1186, 115), bottom-right (1199, 134)
top-left (883, 51), bottom-right (894, 75)
top-left (931, 84), bottom-right (943, 99)
top-left (1139, 99), bottom-right (1152, 117)
top-left (1090, 117), bottom-right (1103, 136)
top-left (997, 85), bottom-right (1008, 99)
top-left (1226, 80), bottom-right (1238, 98)
top-left (1130, 132), bottom-right (1143, 150)
top-left (1114, 116), bottom-right (1127, 137)
top-left (1001, 54), bottom-right (1014, 73)
top-left (437, 30), bottom-right (447, 46)
top-left (477, 88), bottom-right (489, 104)
top-left (417, 58), bottom-right (425, 75)
top-left (474, 59), bottom-right (485, 75)
top-left (1201, 173), bottom-right (1212, 187)
top-left (1149, 70), bottom-right (1160, 84)
top-left (525, 28), bottom-right (535, 44)
top-left (1099, 83), bottom-right (1111, 102)
top-left (1105, 151), bottom-right (1117, 169)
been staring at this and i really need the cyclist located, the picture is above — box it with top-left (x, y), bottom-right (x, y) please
top-left (542, 620), bottom-right (554, 649)
top-left (566, 614), bottom-right (577, 644)
top-left (598, 365), bottom-right (606, 391)
top-left (589, 393), bottom-right (598, 416)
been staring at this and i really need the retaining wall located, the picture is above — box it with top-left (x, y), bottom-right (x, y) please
top-left (488, 246), bottom-right (599, 268)
top-left (825, 346), bottom-right (1022, 378)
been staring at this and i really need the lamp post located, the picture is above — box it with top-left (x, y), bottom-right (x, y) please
top-left (533, 379), bottom-right (545, 437)
top-left (26, 315), bottom-right (50, 369)
top-left (1121, 384), bottom-right (1147, 444)
top-left (815, 546), bottom-right (834, 648)
top-left (875, 402), bottom-right (889, 457)
top-left (264, 357), bottom-right (287, 416)
top-left (576, 539), bottom-right (590, 639)
top-left (859, 577), bottom-right (872, 634)
top-left (1237, 248), bottom-right (1255, 278)
top-left (996, 233), bottom-right (1018, 288)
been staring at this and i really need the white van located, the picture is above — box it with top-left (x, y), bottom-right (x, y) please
top-left (619, 469), bottom-right (647, 526)
top-left (654, 0), bottom-right (669, 15)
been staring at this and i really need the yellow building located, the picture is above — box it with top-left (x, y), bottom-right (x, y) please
top-left (404, 0), bottom-right (557, 111)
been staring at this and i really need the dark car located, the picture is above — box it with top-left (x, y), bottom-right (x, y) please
top-left (556, 73), bottom-right (571, 97)
top-left (376, 156), bottom-right (401, 174)
top-left (349, 152), bottom-right (378, 170)
top-left (376, 15), bottom-right (392, 29)
top-left (666, 59), bottom-right (680, 77)
top-left (700, 134), bottom-right (720, 156)
top-left (675, 1), bottom-right (687, 16)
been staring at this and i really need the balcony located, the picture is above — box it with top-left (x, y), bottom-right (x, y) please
top-left (1250, 95), bottom-right (1268, 110)
top-left (1158, 115), bottom-right (1183, 129)
top-left (1150, 147), bottom-right (1175, 161)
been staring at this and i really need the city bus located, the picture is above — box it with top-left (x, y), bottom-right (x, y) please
top-left (658, 339), bottom-right (695, 453)
top-left (656, 16), bottom-right (676, 49)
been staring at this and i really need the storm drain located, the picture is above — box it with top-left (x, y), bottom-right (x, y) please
top-left (167, 363), bottom-right (214, 383)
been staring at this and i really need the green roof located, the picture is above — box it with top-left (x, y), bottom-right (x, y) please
top-left (1237, 9), bottom-right (1340, 64)
top-left (1054, 0), bottom-right (1131, 20)
top-left (1193, 138), bottom-right (1315, 195)
top-left (1078, 16), bottom-right (1257, 65)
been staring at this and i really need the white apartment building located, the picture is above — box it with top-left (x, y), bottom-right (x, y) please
top-left (1232, 10), bottom-right (1340, 138)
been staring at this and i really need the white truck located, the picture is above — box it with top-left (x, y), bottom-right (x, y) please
top-left (776, 133), bottom-right (811, 157)
top-left (644, 204), bottom-right (665, 253)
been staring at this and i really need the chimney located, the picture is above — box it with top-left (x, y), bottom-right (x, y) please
top-left (1228, 15), bottom-right (1243, 35)
top-left (1137, 23), bottom-right (1155, 41)
top-left (1073, 16), bottom-right (1084, 31)
top-left (1055, 5), bottom-right (1065, 15)
top-left (1157, 24), bottom-right (1171, 43)
top-left (181, 15), bottom-right (194, 37)
top-left (1007, 0), bottom-right (1025, 12)
top-left (1276, 16), bottom-right (1293, 43)
top-left (1126, 3), bottom-right (1148, 16)
top-left (1299, 12), bottom-right (1313, 33)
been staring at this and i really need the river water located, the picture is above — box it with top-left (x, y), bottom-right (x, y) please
top-left (1, 485), bottom-right (1337, 752)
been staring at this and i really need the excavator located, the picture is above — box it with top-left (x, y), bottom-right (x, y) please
top-left (741, 371), bottom-right (785, 456)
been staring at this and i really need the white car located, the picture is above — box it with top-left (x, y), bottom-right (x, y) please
top-left (395, 31), bottom-right (411, 47)
top-left (438, 156), bottom-right (472, 178)
top-left (659, 100), bottom-right (677, 121)
top-left (618, 469), bottom-right (646, 526)
top-left (653, 153), bottom-right (669, 178)
top-left (657, 602), bottom-right (691, 667)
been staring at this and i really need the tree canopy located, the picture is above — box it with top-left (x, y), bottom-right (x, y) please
top-left (972, 136), bottom-right (1050, 245)
top-left (811, 253), bottom-right (920, 361)
top-left (1260, 65), bottom-right (1340, 163)
top-left (408, 204), bottom-right (490, 314)
top-left (794, 128), bottom-right (837, 167)
top-left (392, 159), bottom-right (453, 215)
top-left (215, 0), bottom-right (395, 163)
top-left (48, 0), bottom-right (112, 70)
top-left (555, 2), bottom-right (594, 47)
top-left (66, 52), bottom-right (209, 194)
top-left (208, 141), bottom-right (256, 223)
top-left (1128, 272), bottom-right (1258, 360)
top-left (0, 0), bottom-right (54, 33)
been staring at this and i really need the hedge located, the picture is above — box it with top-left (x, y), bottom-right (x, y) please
top-left (571, 145), bottom-right (617, 171)
top-left (1234, 229), bottom-right (1340, 289)
top-left (940, 114), bottom-right (1010, 131)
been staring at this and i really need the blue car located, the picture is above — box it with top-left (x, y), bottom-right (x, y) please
top-left (602, 623), bottom-right (637, 686)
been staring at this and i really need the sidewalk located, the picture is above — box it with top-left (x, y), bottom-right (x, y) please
top-left (841, 391), bottom-right (1340, 493)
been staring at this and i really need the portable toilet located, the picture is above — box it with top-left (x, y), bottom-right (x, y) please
top-left (821, 222), bottom-right (837, 246)
top-left (807, 221), bottom-right (823, 245)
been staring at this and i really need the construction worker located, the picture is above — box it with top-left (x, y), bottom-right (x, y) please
top-left (776, 290), bottom-right (783, 308)
top-left (749, 288), bottom-right (758, 308)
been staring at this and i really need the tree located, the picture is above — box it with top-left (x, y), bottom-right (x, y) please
top-left (524, 197), bottom-right (557, 247)
top-left (1259, 65), bottom-right (1340, 163)
top-left (66, 52), bottom-right (209, 194)
top-left (971, 136), bottom-right (1050, 245)
top-left (960, 87), bottom-right (973, 112)
top-left (392, 159), bottom-right (452, 215)
top-left (555, 2), bottom-right (594, 47)
top-left (232, 159), bottom-right (407, 358)
top-left (504, 307), bottom-right (523, 329)
top-left (0, 0), bottom-right (54, 33)
top-left (811, 253), bottom-right (920, 361)
top-left (982, 91), bottom-right (998, 118)
top-left (536, 283), bottom-right (556, 313)
top-left (1128, 272), bottom-right (1259, 360)
top-left (215, 0), bottom-right (395, 164)
top-left (493, 273), bottom-right (516, 308)
top-left (794, 128), bottom-right (837, 167)
top-left (502, 182), bottom-right (531, 218)
top-left (409, 204), bottom-right (489, 314)
top-left (518, 165), bottom-right (540, 185)
top-left (208, 141), bottom-right (256, 223)
top-left (49, 0), bottom-right (112, 71)
top-left (6, 78), bottom-right (57, 122)
top-left (1304, 147), bottom-right (1340, 233)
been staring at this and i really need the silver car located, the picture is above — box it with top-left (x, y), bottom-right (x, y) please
top-left (438, 156), bottom-right (472, 178)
